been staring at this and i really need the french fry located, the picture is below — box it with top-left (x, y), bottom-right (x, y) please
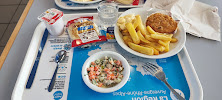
top-left (133, 20), bottom-right (139, 29)
top-left (164, 41), bottom-right (170, 52)
top-left (126, 23), bottom-right (140, 44)
top-left (137, 31), bottom-right (145, 39)
top-left (171, 37), bottom-right (178, 43)
top-left (123, 36), bottom-right (133, 44)
top-left (135, 27), bottom-right (140, 32)
top-left (121, 29), bottom-right (130, 36)
top-left (145, 35), bottom-right (157, 42)
top-left (135, 15), bottom-right (148, 36)
top-left (128, 42), bottom-right (154, 55)
top-left (141, 44), bottom-right (159, 55)
top-left (151, 33), bottom-right (173, 41)
top-left (146, 26), bottom-right (156, 34)
top-left (137, 31), bottom-right (151, 44)
top-left (158, 40), bottom-right (170, 47)
top-left (158, 40), bottom-right (170, 52)
top-left (151, 47), bottom-right (159, 55)
top-left (147, 25), bottom-right (173, 41)
top-left (148, 42), bottom-right (165, 52)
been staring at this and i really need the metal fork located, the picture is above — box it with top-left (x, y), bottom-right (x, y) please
top-left (142, 62), bottom-right (185, 100)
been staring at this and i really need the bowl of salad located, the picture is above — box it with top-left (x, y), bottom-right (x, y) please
top-left (82, 51), bottom-right (130, 93)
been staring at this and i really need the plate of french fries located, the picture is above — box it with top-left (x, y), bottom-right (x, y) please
top-left (114, 8), bottom-right (186, 59)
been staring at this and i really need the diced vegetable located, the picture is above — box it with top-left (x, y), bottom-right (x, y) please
top-left (98, 83), bottom-right (103, 87)
top-left (87, 56), bottom-right (124, 88)
top-left (91, 62), bottom-right (95, 65)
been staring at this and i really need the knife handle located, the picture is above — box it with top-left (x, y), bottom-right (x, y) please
top-left (26, 57), bottom-right (40, 89)
top-left (26, 29), bottom-right (48, 89)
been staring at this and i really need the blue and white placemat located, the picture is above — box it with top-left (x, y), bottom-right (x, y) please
top-left (67, 41), bottom-right (190, 100)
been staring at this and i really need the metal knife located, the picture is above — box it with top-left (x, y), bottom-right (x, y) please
top-left (26, 29), bottom-right (49, 89)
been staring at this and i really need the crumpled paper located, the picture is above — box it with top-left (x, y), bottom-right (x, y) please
top-left (144, 0), bottom-right (221, 41)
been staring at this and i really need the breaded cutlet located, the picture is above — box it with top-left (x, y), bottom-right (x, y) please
top-left (146, 13), bottom-right (177, 33)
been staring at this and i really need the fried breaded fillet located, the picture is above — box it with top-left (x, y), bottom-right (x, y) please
top-left (146, 13), bottom-right (177, 33)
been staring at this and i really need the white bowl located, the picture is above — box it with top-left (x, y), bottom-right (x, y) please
top-left (82, 51), bottom-right (130, 93)
top-left (114, 8), bottom-right (186, 59)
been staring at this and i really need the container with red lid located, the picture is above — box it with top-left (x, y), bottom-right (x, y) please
top-left (38, 8), bottom-right (64, 36)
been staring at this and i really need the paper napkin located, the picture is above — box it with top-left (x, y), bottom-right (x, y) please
top-left (144, 0), bottom-right (221, 41)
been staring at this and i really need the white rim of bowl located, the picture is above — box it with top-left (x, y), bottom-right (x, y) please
top-left (82, 51), bottom-right (130, 93)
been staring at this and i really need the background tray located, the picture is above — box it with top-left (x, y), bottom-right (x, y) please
top-left (55, 0), bottom-right (145, 10)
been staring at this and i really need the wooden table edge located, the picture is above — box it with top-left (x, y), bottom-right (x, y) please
top-left (0, 0), bottom-right (34, 70)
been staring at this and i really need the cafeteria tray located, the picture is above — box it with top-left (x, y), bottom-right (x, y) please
top-left (55, 0), bottom-right (145, 10)
top-left (12, 13), bottom-right (203, 100)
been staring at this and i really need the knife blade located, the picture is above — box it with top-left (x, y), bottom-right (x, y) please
top-left (26, 29), bottom-right (49, 89)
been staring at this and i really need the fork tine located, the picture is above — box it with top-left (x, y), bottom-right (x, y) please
top-left (142, 65), bottom-right (155, 75)
top-left (146, 62), bottom-right (158, 68)
top-left (146, 62), bottom-right (159, 70)
top-left (142, 65), bottom-right (154, 75)
top-left (143, 64), bottom-right (156, 72)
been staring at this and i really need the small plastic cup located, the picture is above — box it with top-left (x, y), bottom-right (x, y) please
top-left (44, 16), bottom-right (64, 36)
top-left (38, 8), bottom-right (64, 36)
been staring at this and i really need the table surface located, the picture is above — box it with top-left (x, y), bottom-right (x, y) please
top-left (0, 0), bottom-right (221, 100)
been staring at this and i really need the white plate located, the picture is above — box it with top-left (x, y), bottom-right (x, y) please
top-left (114, 8), bottom-right (186, 59)
top-left (69, 0), bottom-right (102, 4)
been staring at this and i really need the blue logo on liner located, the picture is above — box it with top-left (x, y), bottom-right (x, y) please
top-left (77, 25), bottom-right (94, 31)
top-left (53, 91), bottom-right (63, 100)
top-left (64, 44), bottom-right (71, 51)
